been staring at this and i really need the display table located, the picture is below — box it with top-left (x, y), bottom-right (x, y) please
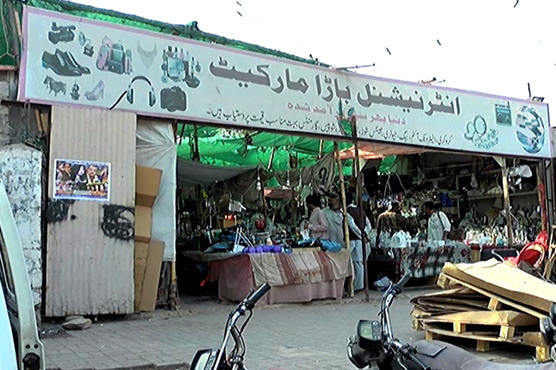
top-left (468, 244), bottom-right (524, 262)
top-left (368, 242), bottom-right (471, 282)
top-left (208, 249), bottom-right (351, 304)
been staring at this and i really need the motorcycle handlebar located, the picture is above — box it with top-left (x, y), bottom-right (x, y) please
top-left (392, 273), bottom-right (411, 294)
top-left (244, 283), bottom-right (271, 308)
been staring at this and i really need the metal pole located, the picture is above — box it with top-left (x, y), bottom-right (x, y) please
top-left (192, 125), bottom-right (204, 230)
top-left (318, 139), bottom-right (324, 159)
top-left (352, 117), bottom-right (369, 301)
top-left (501, 158), bottom-right (514, 246)
top-left (537, 162), bottom-right (548, 231)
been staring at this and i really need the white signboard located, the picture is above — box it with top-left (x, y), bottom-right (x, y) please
top-left (19, 7), bottom-right (552, 158)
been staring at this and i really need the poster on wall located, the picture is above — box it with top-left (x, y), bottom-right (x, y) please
top-left (53, 159), bottom-right (111, 201)
top-left (18, 7), bottom-right (552, 158)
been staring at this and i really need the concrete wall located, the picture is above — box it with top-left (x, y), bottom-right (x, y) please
top-left (0, 144), bottom-right (43, 306)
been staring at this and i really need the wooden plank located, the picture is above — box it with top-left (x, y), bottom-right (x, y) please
top-left (499, 326), bottom-right (515, 339)
top-left (442, 261), bottom-right (556, 313)
top-left (523, 332), bottom-right (548, 347)
top-left (425, 331), bottom-right (437, 341)
top-left (426, 325), bottom-right (550, 363)
top-left (412, 318), bottom-right (423, 331)
top-left (437, 273), bottom-right (547, 319)
top-left (437, 274), bottom-right (451, 289)
top-left (476, 340), bottom-right (490, 352)
top-left (488, 298), bottom-right (503, 311)
top-left (536, 346), bottom-right (550, 363)
top-left (421, 310), bottom-right (538, 327)
top-left (454, 322), bottom-right (466, 334)
top-left (423, 325), bottom-right (523, 344)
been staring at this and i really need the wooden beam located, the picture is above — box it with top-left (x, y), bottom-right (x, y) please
top-left (335, 142), bottom-right (353, 297)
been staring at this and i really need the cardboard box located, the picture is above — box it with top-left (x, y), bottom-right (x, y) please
top-left (135, 206), bottom-right (152, 243)
top-left (134, 242), bottom-right (149, 311)
top-left (136, 166), bottom-right (162, 207)
top-left (139, 240), bottom-right (165, 312)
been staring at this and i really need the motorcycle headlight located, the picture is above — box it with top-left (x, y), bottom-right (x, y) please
top-left (347, 336), bottom-right (372, 369)
top-left (190, 349), bottom-right (220, 370)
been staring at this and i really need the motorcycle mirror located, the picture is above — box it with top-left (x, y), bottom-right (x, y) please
top-left (551, 302), bottom-right (556, 328)
top-left (540, 317), bottom-right (555, 345)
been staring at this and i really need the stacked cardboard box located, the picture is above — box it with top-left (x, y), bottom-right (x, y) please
top-left (134, 166), bottom-right (164, 312)
top-left (411, 260), bottom-right (556, 362)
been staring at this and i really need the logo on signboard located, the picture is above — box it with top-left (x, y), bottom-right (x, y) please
top-left (463, 115), bottom-right (500, 150)
top-left (495, 102), bottom-right (512, 126)
top-left (515, 106), bottom-right (545, 154)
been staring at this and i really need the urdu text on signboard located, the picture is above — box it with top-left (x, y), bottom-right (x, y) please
top-left (19, 7), bottom-right (551, 158)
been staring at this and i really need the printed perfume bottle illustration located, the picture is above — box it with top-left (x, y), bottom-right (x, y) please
top-left (161, 46), bottom-right (201, 88)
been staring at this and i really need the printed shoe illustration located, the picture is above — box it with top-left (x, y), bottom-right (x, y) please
top-left (42, 50), bottom-right (81, 76)
top-left (64, 50), bottom-right (91, 75)
top-left (42, 49), bottom-right (90, 76)
top-left (84, 81), bottom-right (105, 101)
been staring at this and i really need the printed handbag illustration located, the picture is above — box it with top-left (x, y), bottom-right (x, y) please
top-left (96, 36), bottom-right (132, 74)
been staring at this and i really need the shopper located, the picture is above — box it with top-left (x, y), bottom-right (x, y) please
top-left (305, 194), bottom-right (329, 239)
top-left (346, 192), bottom-right (372, 292)
top-left (322, 193), bottom-right (345, 247)
top-left (376, 201), bottom-right (406, 247)
top-left (423, 201), bottom-right (451, 241)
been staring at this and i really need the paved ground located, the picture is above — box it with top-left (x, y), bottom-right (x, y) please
top-left (43, 289), bottom-right (543, 370)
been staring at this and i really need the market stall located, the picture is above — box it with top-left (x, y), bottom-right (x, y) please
top-left (182, 248), bottom-right (350, 304)
top-left (11, 3), bottom-right (553, 315)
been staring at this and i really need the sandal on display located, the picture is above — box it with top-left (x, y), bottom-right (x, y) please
top-left (84, 80), bottom-right (105, 101)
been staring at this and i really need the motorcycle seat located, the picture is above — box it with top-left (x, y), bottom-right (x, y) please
top-left (414, 340), bottom-right (556, 369)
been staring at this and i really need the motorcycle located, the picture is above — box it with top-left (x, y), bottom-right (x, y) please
top-left (347, 274), bottom-right (556, 369)
top-left (190, 283), bottom-right (271, 370)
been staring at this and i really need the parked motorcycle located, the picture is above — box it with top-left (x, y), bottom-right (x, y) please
top-left (190, 283), bottom-right (271, 370)
top-left (347, 274), bottom-right (556, 369)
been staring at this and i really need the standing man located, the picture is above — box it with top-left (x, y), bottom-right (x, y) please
top-left (86, 164), bottom-right (104, 192)
top-left (305, 194), bottom-right (329, 239)
top-left (322, 193), bottom-right (345, 247)
top-left (423, 201), bottom-right (451, 241)
top-left (346, 192), bottom-right (372, 292)
top-left (376, 201), bottom-right (406, 247)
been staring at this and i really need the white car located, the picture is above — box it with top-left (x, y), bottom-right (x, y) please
top-left (0, 179), bottom-right (45, 370)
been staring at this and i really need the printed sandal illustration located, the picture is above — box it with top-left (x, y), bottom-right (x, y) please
top-left (84, 81), bottom-right (105, 101)
top-left (96, 36), bottom-right (132, 75)
top-left (161, 46), bottom-right (200, 88)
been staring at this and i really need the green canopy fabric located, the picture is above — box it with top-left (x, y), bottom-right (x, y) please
top-left (176, 124), bottom-right (353, 171)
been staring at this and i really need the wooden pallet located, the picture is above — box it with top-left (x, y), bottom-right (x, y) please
top-left (423, 324), bottom-right (550, 362)
top-left (437, 273), bottom-right (547, 319)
